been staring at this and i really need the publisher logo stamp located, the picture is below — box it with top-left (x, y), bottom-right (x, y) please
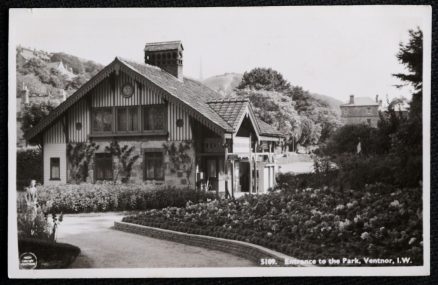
top-left (19, 252), bottom-right (37, 270)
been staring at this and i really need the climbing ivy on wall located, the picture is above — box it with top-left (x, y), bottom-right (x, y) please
top-left (67, 142), bottom-right (99, 184)
top-left (105, 140), bottom-right (140, 183)
top-left (163, 141), bottom-right (193, 185)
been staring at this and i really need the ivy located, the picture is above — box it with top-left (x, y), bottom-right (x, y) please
top-left (163, 142), bottom-right (193, 185)
top-left (66, 142), bottom-right (99, 184)
top-left (105, 140), bottom-right (140, 183)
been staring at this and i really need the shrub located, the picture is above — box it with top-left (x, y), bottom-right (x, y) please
top-left (123, 184), bottom-right (423, 265)
top-left (17, 148), bottom-right (42, 190)
top-left (18, 238), bottom-right (80, 269)
top-left (37, 184), bottom-right (215, 213)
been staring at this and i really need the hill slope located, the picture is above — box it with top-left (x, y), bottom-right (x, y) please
top-left (16, 46), bottom-right (103, 103)
top-left (310, 93), bottom-right (342, 115)
top-left (202, 73), bottom-right (242, 97)
top-left (16, 46), bottom-right (104, 146)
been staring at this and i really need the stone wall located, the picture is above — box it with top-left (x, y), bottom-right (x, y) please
top-left (114, 221), bottom-right (311, 267)
top-left (89, 138), bottom-right (195, 187)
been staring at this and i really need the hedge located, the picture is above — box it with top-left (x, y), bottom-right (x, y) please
top-left (17, 147), bottom-right (43, 191)
top-left (37, 183), bottom-right (216, 213)
top-left (18, 238), bottom-right (80, 269)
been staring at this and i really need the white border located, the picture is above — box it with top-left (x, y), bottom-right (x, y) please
top-left (8, 6), bottom-right (431, 278)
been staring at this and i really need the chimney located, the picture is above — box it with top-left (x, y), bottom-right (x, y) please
top-left (375, 94), bottom-right (379, 103)
top-left (349, 95), bottom-right (354, 104)
top-left (144, 41), bottom-right (184, 81)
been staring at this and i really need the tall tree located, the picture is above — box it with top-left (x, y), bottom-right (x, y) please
top-left (393, 28), bottom-right (423, 118)
top-left (391, 28), bottom-right (423, 186)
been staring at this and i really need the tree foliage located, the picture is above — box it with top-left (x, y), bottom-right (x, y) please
top-left (234, 68), bottom-right (341, 147)
top-left (237, 67), bottom-right (290, 92)
top-left (21, 102), bottom-right (56, 139)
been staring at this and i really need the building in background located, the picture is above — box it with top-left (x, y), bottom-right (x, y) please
top-left (340, 95), bottom-right (381, 127)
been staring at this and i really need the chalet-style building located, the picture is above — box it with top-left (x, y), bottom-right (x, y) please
top-left (25, 41), bottom-right (283, 196)
top-left (340, 95), bottom-right (381, 128)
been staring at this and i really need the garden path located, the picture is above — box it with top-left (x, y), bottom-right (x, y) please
top-left (57, 212), bottom-right (254, 268)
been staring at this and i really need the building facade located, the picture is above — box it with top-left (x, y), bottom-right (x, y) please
top-left (26, 41), bottom-right (283, 196)
top-left (340, 95), bottom-right (381, 127)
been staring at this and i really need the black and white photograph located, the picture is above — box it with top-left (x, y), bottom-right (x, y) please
top-left (8, 6), bottom-right (431, 277)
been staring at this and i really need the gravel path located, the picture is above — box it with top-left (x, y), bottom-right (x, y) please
top-left (57, 212), bottom-right (254, 268)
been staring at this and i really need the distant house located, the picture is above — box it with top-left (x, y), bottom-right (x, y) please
top-left (47, 61), bottom-right (77, 80)
top-left (340, 95), bottom-right (381, 127)
top-left (25, 41), bottom-right (283, 196)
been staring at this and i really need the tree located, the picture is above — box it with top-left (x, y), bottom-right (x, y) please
top-left (21, 102), bottom-right (56, 139)
top-left (234, 89), bottom-right (301, 149)
top-left (393, 28), bottom-right (423, 118)
top-left (237, 68), bottom-right (290, 92)
top-left (390, 28), bottom-right (423, 186)
top-left (322, 124), bottom-right (378, 155)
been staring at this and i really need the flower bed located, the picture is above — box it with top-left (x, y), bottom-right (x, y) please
top-left (37, 184), bottom-right (215, 213)
top-left (123, 183), bottom-right (423, 265)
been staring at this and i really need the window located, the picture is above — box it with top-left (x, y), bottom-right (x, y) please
top-left (50, 158), bottom-right (60, 180)
top-left (143, 105), bottom-right (166, 131)
top-left (144, 152), bottom-right (164, 180)
top-left (92, 108), bottom-right (112, 133)
top-left (94, 153), bottom-right (113, 181)
top-left (117, 107), bottom-right (138, 132)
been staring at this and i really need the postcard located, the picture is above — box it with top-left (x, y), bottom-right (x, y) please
top-left (8, 6), bottom-right (431, 277)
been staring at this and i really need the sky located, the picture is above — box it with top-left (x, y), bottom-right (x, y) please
top-left (10, 6), bottom-right (429, 103)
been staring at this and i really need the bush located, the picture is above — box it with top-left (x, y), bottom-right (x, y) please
top-left (322, 124), bottom-right (379, 155)
top-left (37, 184), bottom-right (215, 213)
top-left (18, 238), bottom-right (80, 269)
top-left (17, 148), bottom-right (43, 191)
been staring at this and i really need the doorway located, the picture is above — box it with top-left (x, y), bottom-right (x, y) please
top-left (239, 161), bottom-right (250, 192)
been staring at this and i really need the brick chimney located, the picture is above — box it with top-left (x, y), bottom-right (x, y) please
top-left (144, 41), bottom-right (184, 81)
top-left (375, 94), bottom-right (379, 103)
top-left (349, 95), bottom-right (354, 104)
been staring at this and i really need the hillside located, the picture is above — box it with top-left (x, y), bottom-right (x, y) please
top-left (16, 46), bottom-right (103, 103)
top-left (310, 93), bottom-right (342, 115)
top-left (202, 73), bottom-right (242, 97)
top-left (16, 46), bottom-right (104, 146)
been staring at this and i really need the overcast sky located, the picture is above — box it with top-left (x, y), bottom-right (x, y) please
top-left (10, 7), bottom-right (429, 102)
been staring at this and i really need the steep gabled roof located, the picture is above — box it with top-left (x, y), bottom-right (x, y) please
top-left (25, 57), bottom-right (283, 143)
top-left (207, 99), bottom-right (249, 130)
top-left (119, 58), bottom-right (231, 132)
top-left (206, 99), bottom-right (282, 137)
top-left (256, 119), bottom-right (283, 137)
